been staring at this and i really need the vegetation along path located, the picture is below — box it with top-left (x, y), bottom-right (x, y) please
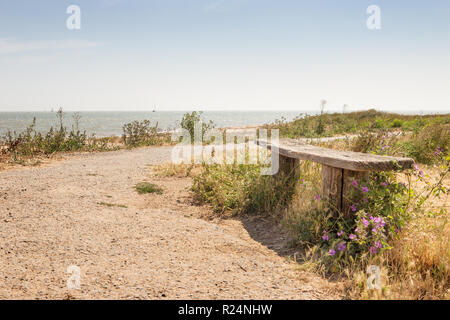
top-left (0, 146), bottom-right (341, 299)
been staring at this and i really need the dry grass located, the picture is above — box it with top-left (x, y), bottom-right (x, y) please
top-left (150, 163), bottom-right (202, 178)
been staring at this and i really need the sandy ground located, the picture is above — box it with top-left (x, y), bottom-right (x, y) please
top-left (0, 146), bottom-right (341, 299)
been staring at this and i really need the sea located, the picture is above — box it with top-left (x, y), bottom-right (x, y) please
top-left (0, 111), bottom-right (303, 137)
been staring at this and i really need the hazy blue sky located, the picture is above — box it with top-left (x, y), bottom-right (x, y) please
top-left (0, 0), bottom-right (449, 112)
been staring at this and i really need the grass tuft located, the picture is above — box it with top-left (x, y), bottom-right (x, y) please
top-left (134, 182), bottom-right (163, 194)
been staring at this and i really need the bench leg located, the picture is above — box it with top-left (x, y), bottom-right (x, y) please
top-left (273, 155), bottom-right (300, 208)
top-left (276, 155), bottom-right (300, 180)
top-left (322, 165), bottom-right (343, 212)
top-left (322, 166), bottom-right (369, 218)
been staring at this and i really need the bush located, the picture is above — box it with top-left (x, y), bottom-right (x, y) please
top-left (192, 163), bottom-right (298, 215)
top-left (2, 109), bottom-right (90, 156)
top-left (180, 111), bottom-right (215, 143)
top-left (122, 119), bottom-right (164, 147)
top-left (390, 119), bottom-right (404, 128)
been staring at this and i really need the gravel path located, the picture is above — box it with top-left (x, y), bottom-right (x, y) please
top-left (0, 147), bottom-right (340, 299)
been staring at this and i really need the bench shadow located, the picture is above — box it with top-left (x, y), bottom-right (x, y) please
top-left (237, 215), bottom-right (301, 259)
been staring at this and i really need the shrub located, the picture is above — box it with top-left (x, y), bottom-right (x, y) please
top-left (390, 119), bottom-right (404, 128)
top-left (1, 109), bottom-right (97, 158)
top-left (192, 163), bottom-right (298, 215)
top-left (122, 119), bottom-right (164, 147)
top-left (180, 111), bottom-right (215, 143)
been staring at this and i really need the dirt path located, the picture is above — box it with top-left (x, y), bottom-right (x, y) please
top-left (0, 147), bottom-right (341, 299)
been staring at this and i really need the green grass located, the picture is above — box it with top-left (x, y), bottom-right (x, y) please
top-left (134, 182), bottom-right (163, 194)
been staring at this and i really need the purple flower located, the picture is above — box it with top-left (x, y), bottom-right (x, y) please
top-left (314, 194), bottom-right (320, 201)
top-left (361, 186), bottom-right (369, 193)
top-left (414, 164), bottom-right (419, 171)
top-left (349, 234), bottom-right (356, 240)
top-left (354, 227), bottom-right (359, 233)
top-left (352, 180), bottom-right (358, 187)
top-left (322, 230), bottom-right (328, 241)
top-left (369, 246), bottom-right (378, 254)
top-left (337, 242), bottom-right (347, 251)
top-left (350, 204), bottom-right (357, 212)
top-left (382, 135), bottom-right (386, 140)
top-left (372, 227), bottom-right (378, 233)
top-left (375, 241), bottom-right (383, 249)
top-left (362, 197), bottom-right (368, 203)
top-left (381, 182), bottom-right (387, 187)
top-left (337, 231), bottom-right (343, 237)
top-left (362, 217), bottom-right (369, 227)
top-left (328, 249), bottom-right (336, 256)
top-left (434, 151), bottom-right (439, 156)
top-left (374, 217), bottom-right (386, 228)
top-left (419, 171), bottom-right (424, 178)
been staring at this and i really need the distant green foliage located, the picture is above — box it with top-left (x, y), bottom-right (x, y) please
top-left (269, 109), bottom-right (450, 139)
top-left (402, 123), bottom-right (449, 165)
top-left (1, 109), bottom-right (116, 162)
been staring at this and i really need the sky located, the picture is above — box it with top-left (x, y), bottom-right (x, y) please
top-left (0, 0), bottom-right (449, 113)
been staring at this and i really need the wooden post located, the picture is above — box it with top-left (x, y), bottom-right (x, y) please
top-left (276, 155), bottom-right (300, 180)
top-left (322, 165), bottom-right (343, 212)
top-left (322, 166), bottom-right (369, 217)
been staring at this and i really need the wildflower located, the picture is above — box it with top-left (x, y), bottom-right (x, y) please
top-left (352, 180), bottom-right (358, 187)
top-left (375, 241), bottom-right (383, 249)
top-left (361, 186), bottom-right (369, 193)
top-left (328, 249), bottom-right (336, 256)
top-left (372, 227), bottom-right (378, 233)
top-left (337, 231), bottom-right (343, 237)
top-left (354, 227), bottom-right (359, 233)
top-left (414, 164), bottom-right (419, 171)
top-left (374, 217), bottom-right (386, 228)
top-left (349, 234), bottom-right (356, 240)
top-left (381, 182), bottom-right (387, 187)
top-left (337, 242), bottom-right (347, 251)
top-left (382, 135), bottom-right (386, 140)
top-left (314, 194), bottom-right (320, 201)
top-left (369, 246), bottom-right (378, 254)
top-left (419, 171), bottom-right (424, 178)
top-left (435, 147), bottom-right (441, 156)
top-left (362, 197), bottom-right (368, 203)
top-left (350, 204), bottom-right (357, 212)
top-left (362, 217), bottom-right (369, 227)
top-left (322, 230), bottom-right (329, 241)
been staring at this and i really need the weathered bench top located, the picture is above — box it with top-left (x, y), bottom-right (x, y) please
top-left (258, 138), bottom-right (414, 172)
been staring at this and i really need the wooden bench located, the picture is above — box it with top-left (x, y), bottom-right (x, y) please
top-left (258, 138), bottom-right (414, 216)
